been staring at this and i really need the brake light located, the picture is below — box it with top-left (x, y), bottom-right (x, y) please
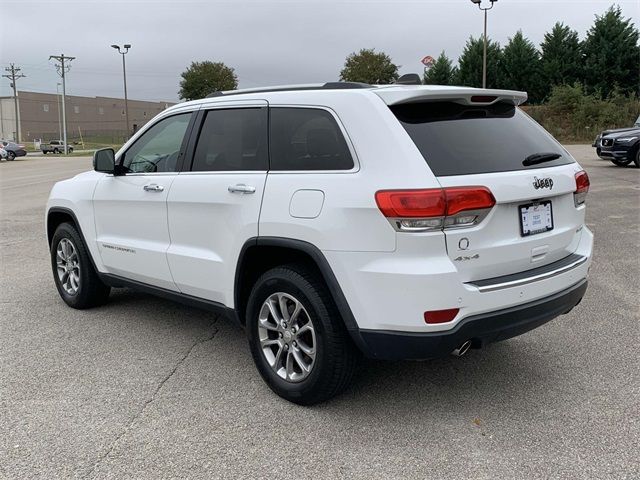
top-left (375, 187), bottom-right (495, 232)
top-left (470, 95), bottom-right (497, 103)
top-left (574, 171), bottom-right (590, 206)
top-left (424, 308), bottom-right (459, 324)
top-left (375, 189), bottom-right (445, 218)
top-left (444, 187), bottom-right (495, 215)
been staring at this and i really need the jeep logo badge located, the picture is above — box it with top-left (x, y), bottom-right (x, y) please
top-left (533, 177), bottom-right (553, 190)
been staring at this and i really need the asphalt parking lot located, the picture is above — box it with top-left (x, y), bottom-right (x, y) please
top-left (0, 146), bottom-right (638, 479)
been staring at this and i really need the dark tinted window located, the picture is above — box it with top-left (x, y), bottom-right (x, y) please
top-left (391, 102), bottom-right (573, 176)
top-left (122, 113), bottom-right (191, 173)
top-left (191, 108), bottom-right (267, 171)
top-left (270, 108), bottom-right (354, 171)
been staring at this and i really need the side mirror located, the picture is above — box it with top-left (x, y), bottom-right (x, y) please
top-left (93, 148), bottom-right (115, 173)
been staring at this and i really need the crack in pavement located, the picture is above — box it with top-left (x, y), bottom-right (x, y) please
top-left (82, 319), bottom-right (219, 479)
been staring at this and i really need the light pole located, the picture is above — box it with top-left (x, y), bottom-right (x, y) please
top-left (111, 44), bottom-right (131, 138)
top-left (470, 0), bottom-right (497, 89)
top-left (56, 82), bottom-right (62, 141)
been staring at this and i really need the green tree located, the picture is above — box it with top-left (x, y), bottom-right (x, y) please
top-left (540, 22), bottom-right (583, 95)
top-left (457, 36), bottom-right (503, 89)
top-left (500, 31), bottom-right (543, 102)
top-left (583, 6), bottom-right (640, 97)
top-left (423, 51), bottom-right (459, 85)
top-left (178, 61), bottom-right (238, 100)
top-left (339, 48), bottom-right (399, 84)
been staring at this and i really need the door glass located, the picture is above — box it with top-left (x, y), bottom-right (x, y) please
top-left (122, 113), bottom-right (191, 173)
top-left (191, 108), bottom-right (268, 171)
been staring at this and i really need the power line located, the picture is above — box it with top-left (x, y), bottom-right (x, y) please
top-left (2, 64), bottom-right (26, 142)
top-left (48, 54), bottom-right (75, 154)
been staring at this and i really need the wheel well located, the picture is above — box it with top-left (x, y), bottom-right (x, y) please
top-left (235, 245), bottom-right (328, 326)
top-left (47, 210), bottom-right (77, 246)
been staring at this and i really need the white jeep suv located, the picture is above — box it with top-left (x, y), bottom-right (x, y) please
top-left (46, 83), bottom-right (593, 404)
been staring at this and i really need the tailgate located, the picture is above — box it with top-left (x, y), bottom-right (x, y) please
top-left (438, 164), bottom-right (585, 281)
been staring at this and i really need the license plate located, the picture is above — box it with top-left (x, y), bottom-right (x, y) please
top-left (519, 201), bottom-right (553, 236)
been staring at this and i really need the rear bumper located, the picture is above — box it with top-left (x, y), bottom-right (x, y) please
top-left (356, 279), bottom-right (587, 360)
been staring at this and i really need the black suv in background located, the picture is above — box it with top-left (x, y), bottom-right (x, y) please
top-left (593, 115), bottom-right (640, 168)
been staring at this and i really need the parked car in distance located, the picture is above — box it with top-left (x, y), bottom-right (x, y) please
top-left (46, 82), bottom-right (593, 404)
top-left (0, 140), bottom-right (27, 160)
top-left (593, 127), bottom-right (640, 168)
top-left (593, 115), bottom-right (640, 167)
top-left (41, 140), bottom-right (74, 154)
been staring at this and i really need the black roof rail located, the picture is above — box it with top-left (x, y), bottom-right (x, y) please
top-left (205, 82), bottom-right (372, 98)
top-left (322, 82), bottom-right (371, 89)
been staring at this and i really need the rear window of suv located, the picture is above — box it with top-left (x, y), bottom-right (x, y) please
top-left (390, 101), bottom-right (573, 176)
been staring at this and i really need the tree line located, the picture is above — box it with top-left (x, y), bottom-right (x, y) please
top-left (179, 6), bottom-right (639, 104)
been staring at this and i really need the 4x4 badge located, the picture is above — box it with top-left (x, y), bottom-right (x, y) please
top-left (533, 177), bottom-right (553, 190)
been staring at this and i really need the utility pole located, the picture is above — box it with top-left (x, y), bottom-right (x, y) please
top-left (56, 83), bottom-right (62, 141)
top-left (49, 54), bottom-right (75, 154)
top-left (2, 64), bottom-right (26, 142)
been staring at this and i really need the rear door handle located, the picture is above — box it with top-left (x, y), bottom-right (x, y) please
top-left (228, 184), bottom-right (256, 194)
top-left (143, 183), bottom-right (164, 192)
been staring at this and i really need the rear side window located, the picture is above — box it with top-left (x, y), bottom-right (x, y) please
top-left (390, 102), bottom-right (573, 176)
top-left (269, 108), bottom-right (354, 171)
top-left (191, 108), bottom-right (268, 171)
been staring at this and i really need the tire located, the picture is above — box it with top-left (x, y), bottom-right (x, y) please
top-left (611, 157), bottom-right (633, 167)
top-left (246, 264), bottom-right (359, 405)
top-left (53, 148), bottom-right (60, 154)
top-left (43, 151), bottom-right (48, 155)
top-left (68, 147), bottom-right (74, 153)
top-left (7, 151), bottom-right (15, 161)
top-left (634, 148), bottom-right (640, 168)
top-left (50, 222), bottom-right (110, 309)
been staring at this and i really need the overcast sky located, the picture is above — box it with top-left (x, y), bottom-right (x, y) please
top-left (1, 0), bottom-right (638, 102)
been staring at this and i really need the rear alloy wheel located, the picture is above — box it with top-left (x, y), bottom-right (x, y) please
top-left (258, 292), bottom-right (317, 383)
top-left (247, 265), bottom-right (359, 405)
top-left (51, 222), bottom-right (110, 309)
top-left (7, 151), bottom-right (15, 161)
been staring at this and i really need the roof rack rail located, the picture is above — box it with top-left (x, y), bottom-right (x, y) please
top-left (322, 82), bottom-right (371, 89)
top-left (206, 81), bottom-right (372, 98)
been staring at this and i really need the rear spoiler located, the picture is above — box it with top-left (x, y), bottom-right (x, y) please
top-left (374, 87), bottom-right (528, 107)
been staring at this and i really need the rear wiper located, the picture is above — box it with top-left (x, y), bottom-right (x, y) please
top-left (523, 152), bottom-right (562, 166)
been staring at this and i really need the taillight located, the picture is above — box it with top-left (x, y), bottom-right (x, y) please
top-left (375, 187), bottom-right (495, 232)
top-left (574, 171), bottom-right (590, 207)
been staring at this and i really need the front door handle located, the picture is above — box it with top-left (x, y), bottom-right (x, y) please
top-left (143, 183), bottom-right (164, 192)
top-left (228, 184), bottom-right (256, 194)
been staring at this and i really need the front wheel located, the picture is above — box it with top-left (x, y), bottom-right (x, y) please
top-left (51, 222), bottom-right (110, 309)
top-left (68, 147), bottom-right (74, 153)
top-left (635, 148), bottom-right (640, 168)
top-left (246, 265), bottom-right (359, 405)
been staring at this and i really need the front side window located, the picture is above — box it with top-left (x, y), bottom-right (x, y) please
top-left (122, 113), bottom-right (191, 173)
top-left (269, 108), bottom-right (354, 171)
top-left (191, 108), bottom-right (268, 172)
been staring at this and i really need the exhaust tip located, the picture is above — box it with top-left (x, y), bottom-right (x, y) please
top-left (451, 340), bottom-right (472, 357)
